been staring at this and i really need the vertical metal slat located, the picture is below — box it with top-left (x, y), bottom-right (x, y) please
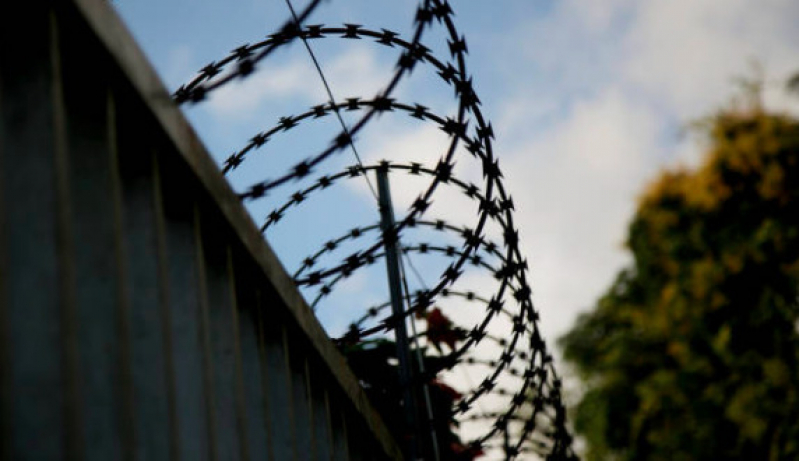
top-left (193, 203), bottom-right (220, 460)
top-left (159, 164), bottom-right (210, 461)
top-left (151, 150), bottom-right (180, 461)
top-left (1, 4), bottom-right (66, 458)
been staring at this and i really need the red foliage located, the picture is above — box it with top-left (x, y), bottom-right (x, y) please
top-left (450, 441), bottom-right (485, 460)
top-left (430, 378), bottom-right (463, 402)
top-left (424, 307), bottom-right (465, 351)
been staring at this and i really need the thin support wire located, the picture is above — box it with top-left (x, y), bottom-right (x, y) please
top-left (398, 252), bottom-right (441, 461)
top-left (284, 0), bottom-right (379, 202)
top-left (402, 253), bottom-right (488, 416)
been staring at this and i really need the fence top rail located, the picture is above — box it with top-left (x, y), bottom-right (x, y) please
top-left (66, 0), bottom-right (402, 457)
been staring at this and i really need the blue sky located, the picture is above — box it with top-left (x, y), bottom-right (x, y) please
top-left (113, 0), bottom-right (799, 437)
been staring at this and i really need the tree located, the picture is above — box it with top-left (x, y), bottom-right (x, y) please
top-left (787, 72), bottom-right (799, 96)
top-left (559, 106), bottom-right (799, 460)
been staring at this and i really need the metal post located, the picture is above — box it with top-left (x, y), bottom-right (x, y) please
top-left (376, 168), bottom-right (418, 458)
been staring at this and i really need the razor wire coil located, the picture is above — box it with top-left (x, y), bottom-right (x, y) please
top-left (176, 1), bottom-right (576, 458)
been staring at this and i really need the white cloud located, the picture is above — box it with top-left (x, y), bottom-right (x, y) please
top-left (205, 58), bottom-right (321, 120)
top-left (486, 0), bottom-right (799, 348)
top-left (620, 0), bottom-right (799, 118)
top-left (323, 46), bottom-right (398, 99)
top-left (501, 89), bottom-right (659, 339)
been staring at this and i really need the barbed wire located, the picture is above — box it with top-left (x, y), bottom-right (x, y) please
top-left (176, 0), bottom-right (575, 458)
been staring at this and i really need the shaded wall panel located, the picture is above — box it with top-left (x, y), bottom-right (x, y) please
top-left (0, 1), bottom-right (402, 460)
top-left (233, 270), bottom-right (270, 461)
top-left (197, 218), bottom-right (243, 461)
top-left (117, 96), bottom-right (172, 461)
top-left (0, 5), bottom-right (68, 458)
top-left (158, 161), bottom-right (212, 461)
top-left (59, 12), bottom-right (127, 460)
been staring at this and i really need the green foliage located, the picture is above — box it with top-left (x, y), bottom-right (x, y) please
top-left (559, 108), bottom-right (799, 460)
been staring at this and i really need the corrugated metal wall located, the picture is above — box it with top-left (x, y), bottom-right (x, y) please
top-left (0, 1), bottom-right (400, 459)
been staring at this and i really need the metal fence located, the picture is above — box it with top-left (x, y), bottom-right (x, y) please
top-left (0, 1), bottom-right (400, 459)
